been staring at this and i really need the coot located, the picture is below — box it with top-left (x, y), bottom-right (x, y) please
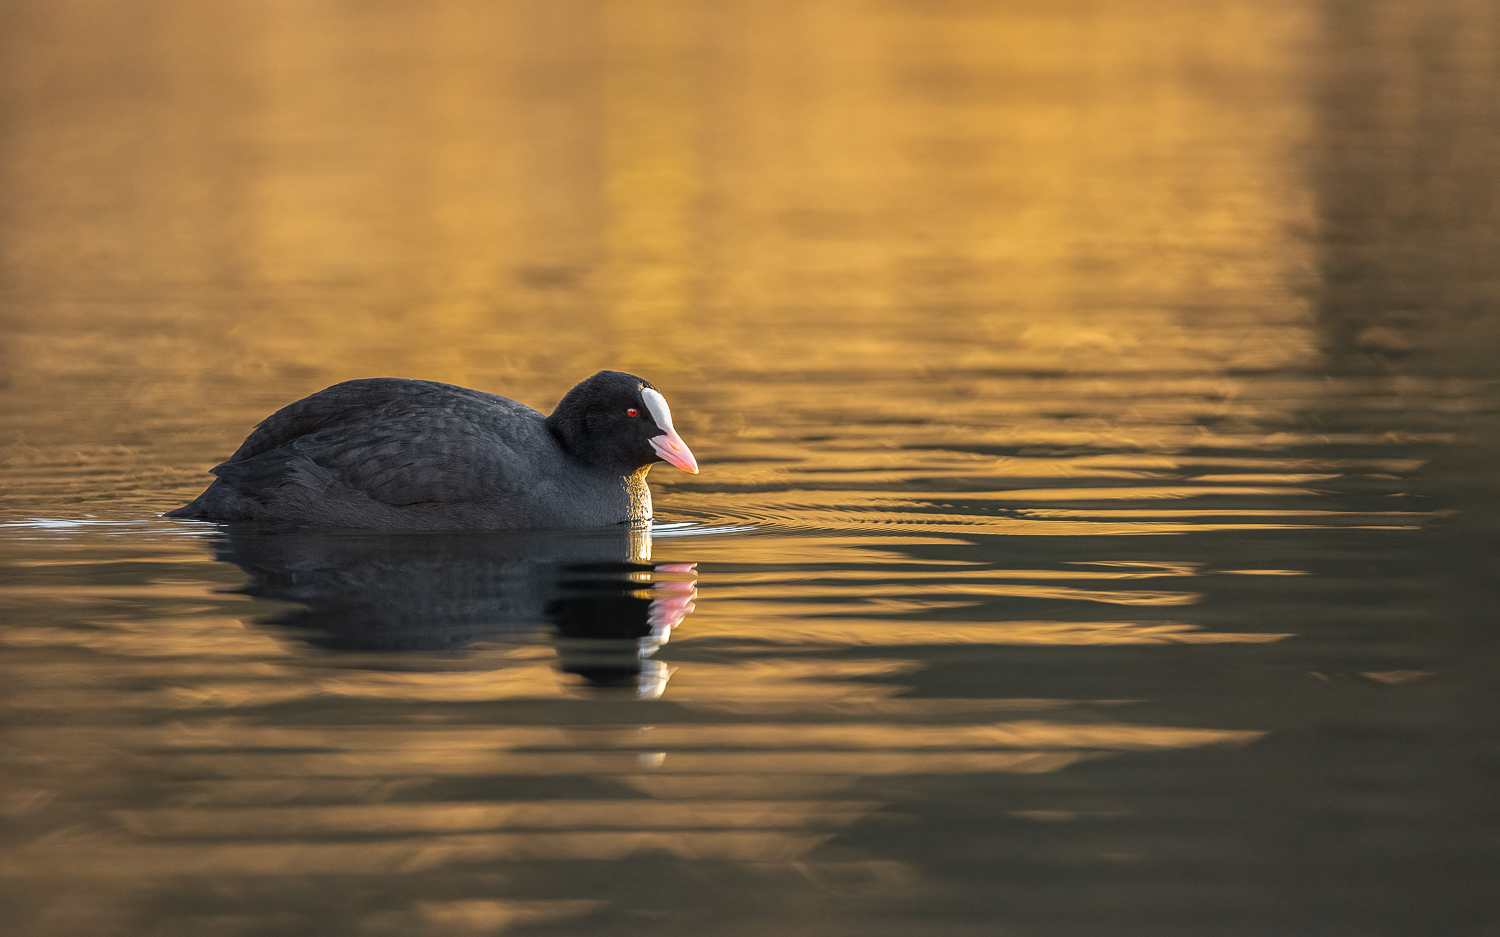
top-left (165, 370), bottom-right (699, 530)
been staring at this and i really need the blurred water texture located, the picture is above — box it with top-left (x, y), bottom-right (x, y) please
top-left (2, 1), bottom-right (1499, 935)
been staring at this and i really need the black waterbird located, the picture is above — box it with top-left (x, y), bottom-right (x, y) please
top-left (166, 370), bottom-right (699, 530)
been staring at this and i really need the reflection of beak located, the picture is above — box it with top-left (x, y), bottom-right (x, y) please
top-left (650, 429), bottom-right (699, 474)
top-left (648, 580), bottom-right (697, 630)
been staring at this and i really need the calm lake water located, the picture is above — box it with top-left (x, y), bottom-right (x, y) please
top-left (3, 1), bottom-right (1499, 935)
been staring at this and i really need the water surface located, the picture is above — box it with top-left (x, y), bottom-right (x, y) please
top-left (3, 1), bottom-right (1499, 935)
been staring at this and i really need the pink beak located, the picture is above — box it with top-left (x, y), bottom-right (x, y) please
top-left (650, 429), bottom-right (699, 474)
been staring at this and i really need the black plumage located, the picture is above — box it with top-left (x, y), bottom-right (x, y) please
top-left (166, 371), bottom-right (697, 529)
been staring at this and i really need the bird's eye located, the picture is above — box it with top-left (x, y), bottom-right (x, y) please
top-left (626, 408), bottom-right (638, 417)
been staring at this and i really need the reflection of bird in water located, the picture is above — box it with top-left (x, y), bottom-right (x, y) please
top-left (212, 525), bottom-right (694, 696)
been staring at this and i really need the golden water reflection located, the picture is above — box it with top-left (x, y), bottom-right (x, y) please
top-left (2, 520), bottom-right (1284, 899)
top-left (0, 0), bottom-right (1318, 486)
top-left (3, 0), bottom-right (1497, 933)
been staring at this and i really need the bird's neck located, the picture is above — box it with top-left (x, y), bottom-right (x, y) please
top-left (545, 411), bottom-right (593, 465)
top-left (626, 466), bottom-right (653, 525)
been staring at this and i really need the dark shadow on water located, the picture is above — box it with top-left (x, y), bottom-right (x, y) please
top-left (210, 525), bottom-right (695, 694)
top-left (1314, 0), bottom-right (1500, 378)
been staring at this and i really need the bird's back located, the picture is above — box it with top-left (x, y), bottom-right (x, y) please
top-left (223, 378), bottom-right (532, 463)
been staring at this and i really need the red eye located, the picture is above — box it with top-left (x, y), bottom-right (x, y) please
top-left (626, 408), bottom-right (638, 417)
